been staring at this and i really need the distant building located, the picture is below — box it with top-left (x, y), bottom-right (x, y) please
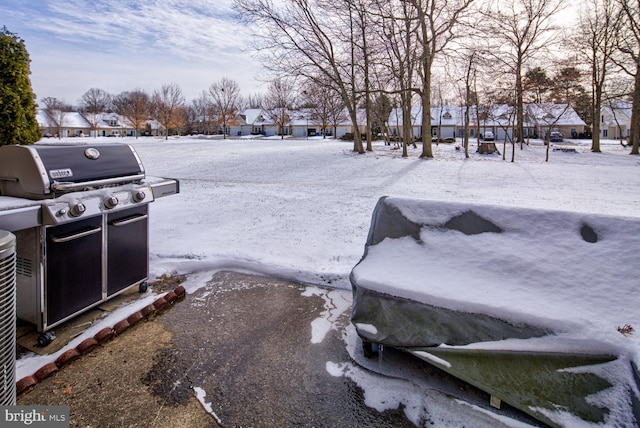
top-left (387, 103), bottom-right (586, 141)
top-left (600, 101), bottom-right (631, 141)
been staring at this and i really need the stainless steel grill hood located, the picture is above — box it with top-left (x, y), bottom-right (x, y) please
top-left (0, 143), bottom-right (145, 199)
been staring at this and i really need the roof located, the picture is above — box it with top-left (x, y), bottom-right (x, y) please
top-left (388, 104), bottom-right (586, 127)
top-left (37, 110), bottom-right (91, 128)
top-left (36, 109), bottom-right (56, 128)
top-left (601, 101), bottom-right (632, 126)
top-left (525, 103), bottom-right (586, 126)
top-left (242, 108), bottom-right (268, 125)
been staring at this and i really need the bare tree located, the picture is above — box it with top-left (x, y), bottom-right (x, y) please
top-left (347, 0), bottom-right (377, 150)
top-left (41, 97), bottom-right (73, 139)
top-left (263, 78), bottom-right (295, 139)
top-left (243, 93), bottom-right (265, 109)
top-left (152, 83), bottom-right (186, 139)
top-left (371, 93), bottom-right (393, 143)
top-left (234, 0), bottom-right (366, 153)
top-left (112, 89), bottom-right (150, 139)
top-left (79, 88), bottom-right (111, 137)
top-left (301, 78), bottom-right (346, 138)
top-left (189, 91), bottom-right (215, 135)
top-left (209, 78), bottom-right (241, 139)
top-left (377, 0), bottom-right (420, 157)
top-left (484, 0), bottom-right (564, 149)
top-left (615, 0), bottom-right (640, 154)
top-left (408, 0), bottom-right (475, 158)
top-left (452, 49), bottom-right (481, 159)
top-left (571, 0), bottom-right (621, 152)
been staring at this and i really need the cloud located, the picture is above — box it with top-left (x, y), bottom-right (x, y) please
top-left (32, 0), bottom-right (245, 59)
top-left (2, 0), bottom-right (264, 102)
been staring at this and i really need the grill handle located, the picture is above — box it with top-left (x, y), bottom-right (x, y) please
top-left (50, 226), bottom-right (102, 243)
top-left (110, 214), bottom-right (148, 227)
top-left (51, 174), bottom-right (145, 192)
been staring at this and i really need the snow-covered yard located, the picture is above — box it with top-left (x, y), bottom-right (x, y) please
top-left (15, 135), bottom-right (640, 426)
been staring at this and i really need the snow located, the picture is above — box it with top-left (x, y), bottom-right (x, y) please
top-left (193, 386), bottom-right (223, 425)
top-left (14, 135), bottom-right (640, 426)
top-left (352, 200), bottom-right (640, 353)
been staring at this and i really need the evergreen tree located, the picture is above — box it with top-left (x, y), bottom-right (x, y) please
top-left (0, 26), bottom-right (40, 145)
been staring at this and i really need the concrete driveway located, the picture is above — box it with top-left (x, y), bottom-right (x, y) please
top-left (18, 271), bottom-right (541, 427)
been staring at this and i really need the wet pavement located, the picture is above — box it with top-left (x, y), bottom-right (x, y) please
top-left (146, 271), bottom-right (414, 427)
top-left (17, 271), bottom-right (543, 427)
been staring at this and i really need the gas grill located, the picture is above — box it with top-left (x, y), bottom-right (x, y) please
top-left (0, 142), bottom-right (179, 344)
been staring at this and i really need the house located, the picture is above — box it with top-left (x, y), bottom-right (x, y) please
top-left (525, 103), bottom-right (586, 139)
top-left (388, 105), bottom-right (471, 140)
top-left (143, 119), bottom-right (164, 137)
top-left (600, 101), bottom-right (631, 141)
top-left (37, 109), bottom-right (58, 137)
top-left (286, 108), bottom-right (356, 139)
top-left (433, 106), bottom-right (459, 139)
top-left (37, 109), bottom-right (91, 138)
top-left (387, 103), bottom-right (585, 141)
top-left (238, 109), bottom-right (270, 136)
top-left (94, 113), bottom-right (136, 137)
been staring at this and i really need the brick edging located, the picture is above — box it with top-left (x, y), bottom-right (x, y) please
top-left (15, 285), bottom-right (186, 396)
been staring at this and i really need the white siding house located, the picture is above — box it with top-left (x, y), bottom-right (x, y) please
top-left (600, 101), bottom-right (631, 141)
top-left (387, 103), bottom-right (586, 142)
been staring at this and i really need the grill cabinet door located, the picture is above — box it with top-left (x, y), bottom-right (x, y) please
top-left (45, 216), bottom-right (103, 326)
top-left (107, 205), bottom-right (148, 296)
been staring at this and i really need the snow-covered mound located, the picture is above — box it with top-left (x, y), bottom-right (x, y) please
top-left (350, 196), bottom-right (640, 427)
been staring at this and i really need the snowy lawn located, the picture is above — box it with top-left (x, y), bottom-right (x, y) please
top-left (15, 135), bottom-right (640, 426)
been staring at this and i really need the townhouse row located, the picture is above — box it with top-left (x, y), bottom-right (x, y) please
top-left (37, 102), bottom-right (631, 141)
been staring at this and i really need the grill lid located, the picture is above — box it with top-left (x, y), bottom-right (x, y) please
top-left (0, 143), bottom-right (145, 199)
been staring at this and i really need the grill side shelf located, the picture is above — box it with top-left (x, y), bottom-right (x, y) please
top-left (0, 203), bottom-right (41, 232)
top-left (147, 177), bottom-right (180, 198)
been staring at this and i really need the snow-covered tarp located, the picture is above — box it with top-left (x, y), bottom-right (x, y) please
top-left (350, 196), bottom-right (640, 427)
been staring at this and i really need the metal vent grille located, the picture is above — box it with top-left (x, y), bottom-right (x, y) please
top-left (16, 257), bottom-right (32, 278)
top-left (0, 231), bottom-right (16, 406)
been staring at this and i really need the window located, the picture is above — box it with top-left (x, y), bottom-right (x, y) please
top-left (602, 129), bottom-right (608, 138)
top-left (109, 119), bottom-right (118, 126)
top-left (443, 112), bottom-right (452, 120)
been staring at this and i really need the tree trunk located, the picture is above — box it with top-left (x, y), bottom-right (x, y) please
top-left (630, 64), bottom-right (640, 155)
top-left (420, 86), bottom-right (433, 158)
top-left (516, 58), bottom-right (525, 149)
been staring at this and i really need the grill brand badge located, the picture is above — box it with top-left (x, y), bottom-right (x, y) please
top-left (49, 169), bottom-right (73, 179)
top-left (84, 148), bottom-right (100, 160)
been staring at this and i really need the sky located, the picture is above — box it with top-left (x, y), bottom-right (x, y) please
top-left (2, 0), bottom-right (584, 108)
top-left (10, 135), bottom-right (640, 426)
top-left (1, 0), bottom-right (265, 105)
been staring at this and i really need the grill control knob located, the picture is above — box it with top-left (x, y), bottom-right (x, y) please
top-left (133, 190), bottom-right (146, 203)
top-left (70, 203), bottom-right (86, 217)
top-left (105, 196), bottom-right (119, 209)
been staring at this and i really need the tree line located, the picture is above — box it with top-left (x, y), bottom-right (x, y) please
top-left (1, 0), bottom-right (639, 157)
top-left (39, 78), bottom-right (338, 141)
top-left (231, 0), bottom-right (639, 157)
